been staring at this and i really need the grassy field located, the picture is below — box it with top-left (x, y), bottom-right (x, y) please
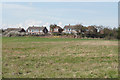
top-left (2, 37), bottom-right (118, 78)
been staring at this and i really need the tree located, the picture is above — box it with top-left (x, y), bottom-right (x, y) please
top-left (117, 26), bottom-right (120, 39)
top-left (50, 24), bottom-right (57, 32)
top-left (58, 28), bottom-right (63, 33)
top-left (86, 25), bottom-right (97, 38)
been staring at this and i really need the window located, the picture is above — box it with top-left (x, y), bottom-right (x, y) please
top-left (40, 30), bottom-right (42, 32)
top-left (35, 29), bottom-right (39, 32)
top-left (55, 28), bottom-right (58, 31)
top-left (68, 29), bottom-right (71, 31)
top-left (28, 30), bottom-right (30, 32)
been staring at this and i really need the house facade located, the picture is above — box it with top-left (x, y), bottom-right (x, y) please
top-left (27, 26), bottom-right (48, 34)
top-left (63, 24), bottom-right (77, 34)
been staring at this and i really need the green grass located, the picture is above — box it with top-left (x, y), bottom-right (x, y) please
top-left (2, 37), bottom-right (118, 78)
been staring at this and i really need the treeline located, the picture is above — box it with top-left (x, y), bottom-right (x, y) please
top-left (81, 25), bottom-right (119, 40)
top-left (60, 24), bottom-right (120, 40)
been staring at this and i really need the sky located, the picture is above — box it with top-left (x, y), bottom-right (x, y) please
top-left (118, 2), bottom-right (120, 25)
top-left (1, 0), bottom-right (119, 2)
top-left (1, 2), bottom-right (118, 30)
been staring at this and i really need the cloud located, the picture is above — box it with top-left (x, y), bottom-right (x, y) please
top-left (24, 20), bottom-right (42, 28)
top-left (58, 22), bottom-right (63, 28)
top-left (43, 22), bottom-right (49, 26)
top-left (2, 20), bottom-right (62, 30)
top-left (2, 23), bottom-right (23, 29)
top-left (58, 22), bottom-right (62, 26)
top-left (2, 20), bottom-right (43, 29)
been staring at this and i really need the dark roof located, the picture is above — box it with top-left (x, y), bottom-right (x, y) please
top-left (64, 25), bottom-right (76, 29)
top-left (50, 26), bottom-right (62, 29)
top-left (27, 27), bottom-right (46, 30)
top-left (64, 24), bottom-right (83, 30)
top-left (5, 28), bottom-right (25, 32)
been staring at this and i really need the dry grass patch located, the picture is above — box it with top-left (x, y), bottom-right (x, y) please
top-left (2, 37), bottom-right (118, 78)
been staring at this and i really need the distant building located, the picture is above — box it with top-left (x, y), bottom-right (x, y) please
top-left (87, 26), bottom-right (97, 33)
top-left (4, 28), bottom-right (26, 32)
top-left (50, 25), bottom-right (63, 33)
top-left (2, 28), bottom-right (26, 37)
top-left (27, 26), bottom-right (48, 34)
top-left (63, 24), bottom-right (77, 34)
top-left (99, 30), bottom-right (104, 34)
top-left (84, 26), bottom-right (97, 35)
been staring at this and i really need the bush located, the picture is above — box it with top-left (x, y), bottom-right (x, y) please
top-left (52, 33), bottom-right (62, 36)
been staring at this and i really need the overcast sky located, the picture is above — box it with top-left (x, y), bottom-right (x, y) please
top-left (2, 2), bottom-right (118, 30)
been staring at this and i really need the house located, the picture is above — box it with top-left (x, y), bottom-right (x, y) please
top-left (63, 24), bottom-right (78, 34)
top-left (85, 26), bottom-right (97, 35)
top-left (3, 28), bottom-right (26, 37)
top-left (4, 28), bottom-right (26, 32)
top-left (50, 24), bottom-right (63, 33)
top-left (87, 26), bottom-right (97, 33)
top-left (27, 26), bottom-right (48, 34)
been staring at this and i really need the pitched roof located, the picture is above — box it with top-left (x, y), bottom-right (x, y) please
top-left (50, 26), bottom-right (62, 29)
top-left (64, 25), bottom-right (76, 29)
top-left (5, 28), bottom-right (25, 32)
top-left (27, 27), bottom-right (46, 30)
top-left (64, 24), bottom-right (83, 30)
